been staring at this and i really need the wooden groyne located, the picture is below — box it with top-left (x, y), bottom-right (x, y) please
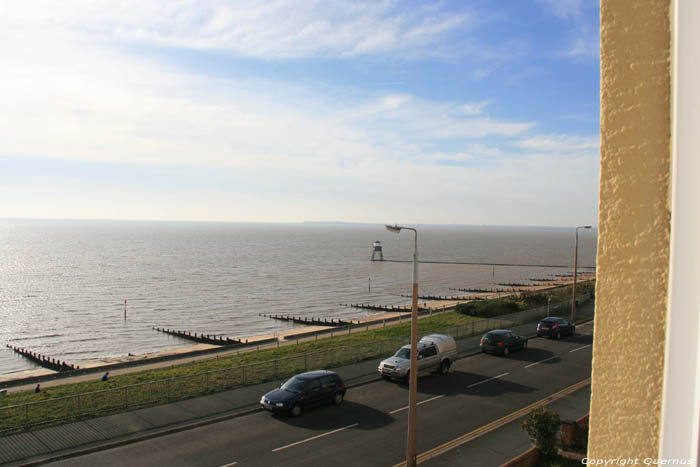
top-left (259, 314), bottom-right (351, 327)
top-left (342, 303), bottom-right (428, 312)
top-left (399, 293), bottom-right (483, 301)
top-left (152, 328), bottom-right (242, 346)
top-left (449, 287), bottom-right (524, 294)
top-left (6, 344), bottom-right (77, 372)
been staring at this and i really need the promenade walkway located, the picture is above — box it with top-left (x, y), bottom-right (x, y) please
top-left (0, 302), bottom-right (595, 466)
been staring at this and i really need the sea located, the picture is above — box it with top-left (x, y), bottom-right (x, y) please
top-left (0, 219), bottom-right (597, 378)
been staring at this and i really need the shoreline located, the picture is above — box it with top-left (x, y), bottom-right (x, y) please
top-left (0, 274), bottom-right (594, 388)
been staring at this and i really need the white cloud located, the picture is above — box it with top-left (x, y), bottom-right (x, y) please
top-left (536, 0), bottom-right (583, 19)
top-left (566, 32), bottom-right (599, 59)
top-left (0, 1), bottom-right (600, 225)
top-left (517, 134), bottom-right (600, 153)
top-left (461, 101), bottom-right (489, 115)
top-left (1, 0), bottom-right (475, 60)
top-left (536, 0), bottom-right (598, 60)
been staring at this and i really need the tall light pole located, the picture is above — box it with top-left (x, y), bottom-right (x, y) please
top-left (385, 224), bottom-right (418, 467)
top-left (571, 225), bottom-right (592, 323)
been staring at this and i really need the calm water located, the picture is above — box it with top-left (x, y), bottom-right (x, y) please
top-left (0, 220), bottom-right (597, 377)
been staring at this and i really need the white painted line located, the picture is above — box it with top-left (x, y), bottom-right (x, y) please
top-left (390, 394), bottom-right (446, 415)
top-left (570, 344), bottom-right (592, 353)
top-left (467, 372), bottom-right (509, 389)
top-left (219, 462), bottom-right (237, 467)
top-left (271, 423), bottom-right (359, 453)
top-left (525, 356), bottom-right (558, 368)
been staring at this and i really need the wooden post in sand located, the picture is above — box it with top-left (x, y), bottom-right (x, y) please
top-left (124, 300), bottom-right (127, 320)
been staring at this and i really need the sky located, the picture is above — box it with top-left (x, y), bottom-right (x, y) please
top-left (0, 0), bottom-right (600, 227)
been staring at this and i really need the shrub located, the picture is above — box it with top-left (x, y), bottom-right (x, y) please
top-left (517, 292), bottom-right (549, 308)
top-left (522, 407), bottom-right (561, 456)
top-left (455, 298), bottom-right (519, 318)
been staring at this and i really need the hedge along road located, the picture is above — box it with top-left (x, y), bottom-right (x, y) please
top-left (43, 321), bottom-right (595, 467)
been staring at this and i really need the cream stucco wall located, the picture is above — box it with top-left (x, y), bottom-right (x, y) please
top-left (589, 0), bottom-right (672, 458)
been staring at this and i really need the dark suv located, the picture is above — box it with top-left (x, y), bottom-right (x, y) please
top-left (260, 370), bottom-right (346, 417)
top-left (537, 317), bottom-right (575, 339)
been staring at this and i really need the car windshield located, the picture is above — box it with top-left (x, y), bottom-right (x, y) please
top-left (394, 348), bottom-right (410, 359)
top-left (281, 376), bottom-right (309, 394)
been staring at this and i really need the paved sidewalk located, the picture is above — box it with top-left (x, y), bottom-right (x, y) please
top-left (0, 303), bottom-right (595, 466)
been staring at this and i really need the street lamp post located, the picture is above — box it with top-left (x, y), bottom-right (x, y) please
top-left (385, 224), bottom-right (418, 467)
top-left (571, 226), bottom-right (592, 323)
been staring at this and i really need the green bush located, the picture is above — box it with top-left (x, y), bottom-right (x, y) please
top-left (522, 407), bottom-right (561, 456)
top-left (517, 292), bottom-right (549, 308)
top-left (455, 298), bottom-right (519, 318)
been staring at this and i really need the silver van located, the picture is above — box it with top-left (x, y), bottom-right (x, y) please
top-left (378, 334), bottom-right (457, 381)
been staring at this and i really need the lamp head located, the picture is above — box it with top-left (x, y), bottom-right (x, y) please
top-left (385, 225), bottom-right (402, 233)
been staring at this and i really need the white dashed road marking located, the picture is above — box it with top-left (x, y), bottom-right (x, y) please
top-left (524, 356), bottom-right (558, 368)
top-left (390, 394), bottom-right (446, 415)
top-left (271, 423), bottom-right (359, 453)
top-left (467, 372), bottom-right (509, 389)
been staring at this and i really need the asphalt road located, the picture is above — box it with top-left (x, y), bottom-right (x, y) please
top-left (47, 324), bottom-right (593, 467)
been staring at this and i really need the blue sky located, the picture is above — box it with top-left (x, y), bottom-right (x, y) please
top-left (0, 0), bottom-right (600, 226)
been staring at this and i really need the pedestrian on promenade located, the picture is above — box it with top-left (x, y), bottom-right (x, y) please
top-left (35, 384), bottom-right (40, 393)
top-left (102, 371), bottom-right (109, 382)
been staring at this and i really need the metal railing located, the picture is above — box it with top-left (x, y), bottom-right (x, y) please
top-left (0, 294), bottom-right (591, 436)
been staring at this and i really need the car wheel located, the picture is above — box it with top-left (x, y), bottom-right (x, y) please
top-left (503, 347), bottom-right (509, 357)
top-left (439, 360), bottom-right (450, 375)
top-left (290, 404), bottom-right (302, 417)
top-left (333, 391), bottom-right (344, 405)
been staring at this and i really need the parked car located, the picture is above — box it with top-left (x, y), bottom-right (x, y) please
top-left (537, 317), bottom-right (575, 339)
top-left (260, 370), bottom-right (346, 417)
top-left (378, 334), bottom-right (457, 381)
top-left (480, 330), bottom-right (528, 356)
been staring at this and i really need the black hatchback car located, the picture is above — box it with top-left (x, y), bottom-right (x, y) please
top-left (480, 330), bottom-right (528, 356)
top-left (537, 317), bottom-right (575, 339)
top-left (260, 370), bottom-right (346, 417)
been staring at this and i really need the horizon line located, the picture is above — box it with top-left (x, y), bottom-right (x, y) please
top-left (0, 217), bottom-right (599, 230)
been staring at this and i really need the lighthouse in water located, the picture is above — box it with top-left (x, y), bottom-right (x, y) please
top-left (371, 241), bottom-right (384, 261)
